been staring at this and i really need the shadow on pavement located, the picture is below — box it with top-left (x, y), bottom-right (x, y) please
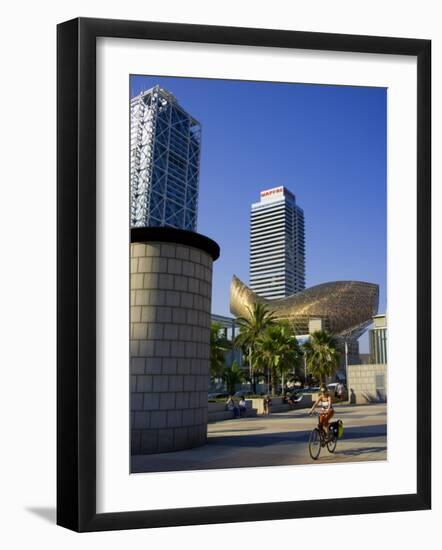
top-left (336, 446), bottom-right (386, 457)
top-left (208, 424), bottom-right (386, 448)
top-left (209, 427), bottom-right (265, 434)
top-left (132, 421), bottom-right (387, 473)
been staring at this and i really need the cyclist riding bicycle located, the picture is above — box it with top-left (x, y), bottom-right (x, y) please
top-left (309, 384), bottom-right (334, 433)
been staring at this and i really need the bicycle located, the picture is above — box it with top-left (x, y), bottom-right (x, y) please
top-left (308, 410), bottom-right (337, 460)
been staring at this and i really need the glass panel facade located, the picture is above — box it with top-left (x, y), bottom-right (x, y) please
top-left (250, 187), bottom-right (306, 299)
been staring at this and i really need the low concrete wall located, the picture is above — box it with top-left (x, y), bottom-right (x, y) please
top-left (208, 400), bottom-right (257, 422)
top-left (251, 395), bottom-right (313, 414)
top-left (347, 363), bottom-right (387, 404)
top-left (296, 394), bottom-right (314, 409)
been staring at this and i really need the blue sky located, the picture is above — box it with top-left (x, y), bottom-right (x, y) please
top-left (130, 76), bottom-right (387, 352)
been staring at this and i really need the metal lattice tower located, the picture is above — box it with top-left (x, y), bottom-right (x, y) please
top-left (130, 85), bottom-right (201, 230)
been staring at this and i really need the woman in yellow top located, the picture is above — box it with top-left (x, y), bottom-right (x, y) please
top-left (309, 385), bottom-right (334, 432)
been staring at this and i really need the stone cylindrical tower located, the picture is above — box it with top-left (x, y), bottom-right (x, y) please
top-left (130, 227), bottom-right (220, 455)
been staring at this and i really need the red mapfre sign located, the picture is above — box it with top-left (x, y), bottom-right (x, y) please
top-left (260, 187), bottom-right (284, 197)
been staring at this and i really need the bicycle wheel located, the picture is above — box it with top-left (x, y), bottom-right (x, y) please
top-left (309, 428), bottom-right (321, 460)
top-left (327, 431), bottom-right (337, 453)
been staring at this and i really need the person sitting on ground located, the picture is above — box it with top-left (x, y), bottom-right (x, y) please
top-left (282, 393), bottom-right (293, 407)
top-left (226, 395), bottom-right (240, 418)
top-left (309, 384), bottom-right (334, 433)
top-left (239, 396), bottom-right (247, 417)
top-left (263, 395), bottom-right (272, 415)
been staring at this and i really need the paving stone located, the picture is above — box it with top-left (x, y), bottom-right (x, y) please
top-left (145, 244), bottom-right (161, 257)
top-left (141, 306), bottom-right (156, 323)
top-left (133, 411), bottom-right (151, 429)
top-left (158, 274), bottom-right (174, 290)
top-left (135, 290), bottom-right (150, 306)
top-left (139, 340), bottom-right (155, 357)
top-left (152, 375), bottom-right (168, 392)
top-left (143, 273), bottom-right (159, 289)
top-left (168, 375), bottom-right (184, 392)
top-left (143, 393), bottom-right (160, 411)
top-left (131, 393), bottom-right (143, 411)
top-left (148, 323), bottom-right (164, 340)
top-left (176, 246), bottom-right (190, 260)
top-left (132, 244), bottom-right (146, 257)
top-left (131, 306), bottom-right (141, 323)
top-left (172, 308), bottom-right (187, 324)
top-left (155, 340), bottom-right (170, 357)
top-left (189, 248), bottom-right (201, 264)
top-left (140, 430), bottom-right (159, 453)
top-left (137, 375), bottom-right (153, 392)
top-left (161, 243), bottom-right (176, 258)
top-left (137, 257), bottom-right (152, 273)
top-left (132, 323), bottom-right (148, 340)
top-left (156, 307), bottom-right (172, 323)
top-left (162, 358), bottom-right (177, 374)
top-left (167, 258), bottom-right (182, 275)
top-left (145, 357), bottom-right (162, 374)
top-left (182, 261), bottom-right (195, 277)
top-left (130, 357), bottom-right (145, 375)
top-left (175, 392), bottom-right (190, 409)
top-left (158, 428), bottom-right (175, 451)
top-left (167, 410), bottom-right (182, 428)
top-left (173, 275), bottom-right (188, 292)
top-left (166, 291), bottom-right (180, 307)
top-left (150, 411), bottom-right (167, 429)
top-left (159, 392), bottom-right (176, 410)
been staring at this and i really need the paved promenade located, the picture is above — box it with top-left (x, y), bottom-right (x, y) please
top-left (131, 403), bottom-right (387, 473)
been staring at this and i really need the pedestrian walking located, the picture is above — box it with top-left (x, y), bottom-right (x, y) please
top-left (239, 396), bottom-right (247, 417)
top-left (263, 395), bottom-right (272, 415)
top-left (226, 395), bottom-right (240, 418)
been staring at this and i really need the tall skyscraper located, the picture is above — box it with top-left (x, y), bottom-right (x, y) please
top-left (250, 186), bottom-right (305, 299)
top-left (130, 85), bottom-right (201, 230)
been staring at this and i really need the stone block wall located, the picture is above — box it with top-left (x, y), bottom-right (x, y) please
top-left (347, 363), bottom-right (387, 404)
top-left (130, 240), bottom-right (214, 455)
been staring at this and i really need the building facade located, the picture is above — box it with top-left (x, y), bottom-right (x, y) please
top-left (130, 85), bottom-right (201, 230)
top-left (211, 314), bottom-right (243, 369)
top-left (250, 186), bottom-right (305, 299)
top-left (369, 314), bottom-right (387, 364)
top-left (347, 314), bottom-right (387, 403)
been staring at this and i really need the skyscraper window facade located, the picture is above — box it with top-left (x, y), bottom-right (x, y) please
top-left (250, 187), bottom-right (305, 300)
top-left (130, 85), bottom-right (201, 230)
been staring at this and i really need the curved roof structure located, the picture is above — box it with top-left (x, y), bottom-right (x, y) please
top-left (230, 275), bottom-right (379, 339)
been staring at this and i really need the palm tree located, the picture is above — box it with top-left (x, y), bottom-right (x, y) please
top-left (302, 330), bottom-right (340, 384)
top-left (235, 303), bottom-right (276, 390)
top-left (210, 322), bottom-right (231, 380)
top-left (256, 322), bottom-right (302, 395)
top-left (223, 361), bottom-right (245, 395)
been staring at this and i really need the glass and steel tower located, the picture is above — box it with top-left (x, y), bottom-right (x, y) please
top-left (250, 186), bottom-right (305, 299)
top-left (130, 85), bottom-right (201, 230)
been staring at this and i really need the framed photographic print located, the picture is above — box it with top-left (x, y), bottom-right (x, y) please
top-left (57, 17), bottom-right (431, 532)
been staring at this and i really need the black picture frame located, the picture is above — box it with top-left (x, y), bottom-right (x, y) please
top-left (57, 17), bottom-right (431, 532)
